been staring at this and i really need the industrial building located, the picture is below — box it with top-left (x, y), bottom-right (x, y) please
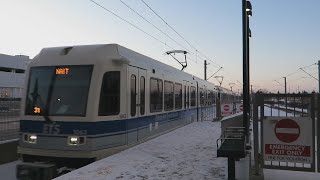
top-left (0, 54), bottom-right (30, 98)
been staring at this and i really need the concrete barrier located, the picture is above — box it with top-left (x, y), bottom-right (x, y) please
top-left (0, 139), bottom-right (18, 164)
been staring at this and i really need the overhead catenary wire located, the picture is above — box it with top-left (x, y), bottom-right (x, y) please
top-left (119, 0), bottom-right (193, 55)
top-left (140, 0), bottom-right (223, 68)
top-left (89, 0), bottom-right (175, 50)
top-left (277, 62), bottom-right (317, 80)
top-left (140, 0), bottom-right (197, 52)
top-left (88, 0), bottom-right (202, 66)
top-left (272, 62), bottom-right (318, 92)
top-left (118, 0), bottom-right (201, 66)
top-left (126, 0), bottom-right (238, 78)
top-left (89, 0), bottom-right (240, 81)
top-left (299, 68), bottom-right (318, 81)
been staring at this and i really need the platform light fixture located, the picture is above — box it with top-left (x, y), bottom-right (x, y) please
top-left (246, 1), bottom-right (252, 12)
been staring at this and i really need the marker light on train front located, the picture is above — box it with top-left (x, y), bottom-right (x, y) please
top-left (23, 134), bottom-right (37, 144)
top-left (68, 136), bottom-right (86, 145)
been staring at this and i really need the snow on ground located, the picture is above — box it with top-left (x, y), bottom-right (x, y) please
top-left (264, 169), bottom-right (320, 180)
top-left (2, 109), bottom-right (320, 180)
top-left (56, 121), bottom-right (227, 180)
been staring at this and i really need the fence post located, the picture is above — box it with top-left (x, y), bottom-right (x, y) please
top-left (253, 93), bottom-right (261, 175)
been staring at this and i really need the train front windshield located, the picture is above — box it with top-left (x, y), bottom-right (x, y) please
top-left (25, 65), bottom-right (93, 116)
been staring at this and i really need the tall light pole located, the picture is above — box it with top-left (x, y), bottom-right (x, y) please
top-left (247, 3), bottom-right (252, 117)
top-left (242, 0), bottom-right (252, 142)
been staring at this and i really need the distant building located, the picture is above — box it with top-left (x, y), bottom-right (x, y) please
top-left (0, 54), bottom-right (31, 98)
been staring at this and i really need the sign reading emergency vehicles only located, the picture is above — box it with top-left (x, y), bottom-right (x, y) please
top-left (263, 117), bottom-right (313, 163)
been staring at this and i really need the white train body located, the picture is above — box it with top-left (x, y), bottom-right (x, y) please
top-left (18, 44), bottom-right (220, 174)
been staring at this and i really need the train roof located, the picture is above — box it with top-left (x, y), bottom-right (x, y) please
top-left (32, 44), bottom-right (217, 88)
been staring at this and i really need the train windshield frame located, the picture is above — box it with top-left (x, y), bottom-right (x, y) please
top-left (25, 65), bottom-right (93, 117)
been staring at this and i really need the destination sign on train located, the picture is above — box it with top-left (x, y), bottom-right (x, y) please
top-left (56, 68), bottom-right (70, 75)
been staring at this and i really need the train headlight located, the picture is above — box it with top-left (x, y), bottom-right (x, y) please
top-left (68, 136), bottom-right (86, 146)
top-left (23, 134), bottom-right (37, 144)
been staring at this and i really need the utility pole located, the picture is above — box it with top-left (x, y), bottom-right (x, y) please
top-left (204, 60), bottom-right (208, 80)
top-left (284, 77), bottom-right (287, 116)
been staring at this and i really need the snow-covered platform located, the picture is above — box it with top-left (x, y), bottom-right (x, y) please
top-left (55, 121), bottom-right (227, 180)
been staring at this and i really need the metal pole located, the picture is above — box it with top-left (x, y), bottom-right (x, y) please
top-left (204, 60), bottom-right (207, 80)
top-left (284, 77), bottom-right (287, 116)
top-left (228, 157), bottom-right (236, 180)
top-left (247, 15), bottom-right (251, 123)
top-left (242, 0), bottom-right (249, 140)
top-left (317, 63), bottom-right (320, 171)
top-left (253, 93), bottom-right (260, 175)
top-left (251, 84), bottom-right (253, 118)
top-left (318, 60), bottom-right (320, 93)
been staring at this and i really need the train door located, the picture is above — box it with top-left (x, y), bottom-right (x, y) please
top-left (127, 66), bottom-right (147, 144)
top-left (199, 86), bottom-right (203, 121)
top-left (183, 80), bottom-right (193, 122)
top-left (196, 81), bottom-right (199, 121)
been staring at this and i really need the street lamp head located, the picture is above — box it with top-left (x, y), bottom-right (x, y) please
top-left (247, 10), bottom-right (252, 17)
top-left (246, 1), bottom-right (252, 12)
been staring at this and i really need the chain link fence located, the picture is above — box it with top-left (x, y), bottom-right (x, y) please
top-left (0, 98), bottom-right (20, 142)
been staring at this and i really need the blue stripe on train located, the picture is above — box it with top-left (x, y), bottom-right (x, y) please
top-left (20, 109), bottom-right (197, 136)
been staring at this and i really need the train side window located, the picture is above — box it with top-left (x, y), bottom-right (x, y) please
top-left (131, 74), bottom-right (136, 117)
top-left (200, 88), bottom-right (204, 106)
top-left (164, 81), bottom-right (174, 111)
top-left (210, 90), bottom-right (214, 105)
top-left (212, 92), bottom-right (216, 104)
top-left (174, 83), bottom-right (182, 109)
top-left (140, 76), bottom-right (145, 115)
top-left (184, 86), bottom-right (186, 109)
top-left (190, 86), bottom-right (196, 107)
top-left (187, 87), bottom-right (189, 108)
top-left (208, 91), bottom-right (214, 105)
top-left (98, 71), bottom-right (120, 116)
top-left (205, 90), bottom-right (208, 105)
top-left (150, 78), bottom-right (163, 112)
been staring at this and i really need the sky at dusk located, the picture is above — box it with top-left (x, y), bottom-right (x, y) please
top-left (1, 0), bottom-right (319, 93)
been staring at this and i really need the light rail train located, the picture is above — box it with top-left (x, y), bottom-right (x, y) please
top-left (16, 44), bottom-right (236, 179)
